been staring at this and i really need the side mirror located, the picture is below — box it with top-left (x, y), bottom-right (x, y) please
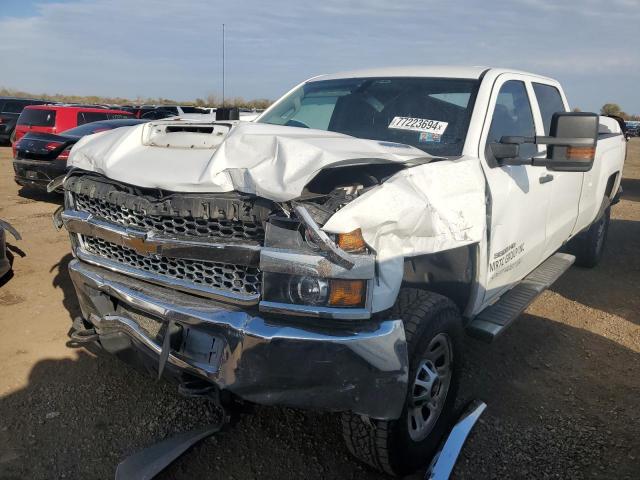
top-left (496, 112), bottom-right (599, 172)
top-left (542, 112), bottom-right (598, 172)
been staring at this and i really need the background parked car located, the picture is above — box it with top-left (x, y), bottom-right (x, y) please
top-left (13, 118), bottom-right (146, 191)
top-left (140, 108), bottom-right (176, 120)
top-left (14, 104), bottom-right (133, 148)
top-left (0, 97), bottom-right (47, 145)
top-left (155, 105), bottom-right (209, 116)
top-left (624, 122), bottom-right (640, 137)
top-left (132, 105), bottom-right (158, 118)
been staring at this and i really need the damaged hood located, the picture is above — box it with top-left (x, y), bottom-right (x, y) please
top-left (67, 121), bottom-right (430, 202)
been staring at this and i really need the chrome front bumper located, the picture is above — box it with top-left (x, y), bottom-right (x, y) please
top-left (69, 259), bottom-right (409, 420)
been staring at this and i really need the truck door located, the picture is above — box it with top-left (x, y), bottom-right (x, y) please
top-left (480, 77), bottom-right (551, 302)
top-left (530, 82), bottom-right (582, 258)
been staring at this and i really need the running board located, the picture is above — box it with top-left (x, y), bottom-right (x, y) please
top-left (467, 253), bottom-right (575, 342)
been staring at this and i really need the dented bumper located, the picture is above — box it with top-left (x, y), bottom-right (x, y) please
top-left (69, 259), bottom-right (409, 420)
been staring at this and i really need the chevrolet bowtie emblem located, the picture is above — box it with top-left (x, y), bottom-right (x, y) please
top-left (121, 234), bottom-right (159, 255)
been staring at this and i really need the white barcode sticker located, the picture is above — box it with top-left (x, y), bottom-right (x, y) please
top-left (388, 116), bottom-right (448, 134)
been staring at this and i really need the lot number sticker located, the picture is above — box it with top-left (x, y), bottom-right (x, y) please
top-left (389, 117), bottom-right (448, 134)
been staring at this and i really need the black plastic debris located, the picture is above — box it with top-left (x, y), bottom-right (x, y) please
top-left (115, 423), bottom-right (223, 480)
top-left (0, 219), bottom-right (21, 241)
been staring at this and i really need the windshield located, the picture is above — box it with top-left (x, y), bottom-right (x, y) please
top-left (258, 77), bottom-right (479, 156)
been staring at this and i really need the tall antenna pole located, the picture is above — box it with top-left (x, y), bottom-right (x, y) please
top-left (222, 23), bottom-right (225, 107)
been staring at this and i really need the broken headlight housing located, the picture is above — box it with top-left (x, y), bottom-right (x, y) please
top-left (258, 208), bottom-right (373, 318)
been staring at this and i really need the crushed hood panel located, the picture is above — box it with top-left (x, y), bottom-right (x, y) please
top-left (67, 121), bottom-right (430, 202)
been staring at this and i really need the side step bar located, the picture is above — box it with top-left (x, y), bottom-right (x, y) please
top-left (467, 252), bottom-right (575, 342)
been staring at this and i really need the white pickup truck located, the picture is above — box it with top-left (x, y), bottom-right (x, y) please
top-left (58, 66), bottom-right (625, 476)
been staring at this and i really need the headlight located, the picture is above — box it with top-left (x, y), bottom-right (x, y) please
top-left (263, 272), bottom-right (366, 309)
top-left (288, 276), bottom-right (329, 305)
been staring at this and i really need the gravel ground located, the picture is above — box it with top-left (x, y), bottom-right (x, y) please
top-left (0, 141), bottom-right (639, 479)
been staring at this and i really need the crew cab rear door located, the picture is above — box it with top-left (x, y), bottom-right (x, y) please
top-left (479, 75), bottom-right (551, 303)
top-left (529, 82), bottom-right (582, 257)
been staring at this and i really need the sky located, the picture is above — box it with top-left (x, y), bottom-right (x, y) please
top-left (1, 0), bottom-right (639, 113)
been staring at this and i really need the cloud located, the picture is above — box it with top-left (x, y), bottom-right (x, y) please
top-left (518, 0), bottom-right (640, 17)
top-left (0, 0), bottom-right (638, 112)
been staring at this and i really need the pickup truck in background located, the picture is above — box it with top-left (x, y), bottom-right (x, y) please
top-left (58, 66), bottom-right (625, 476)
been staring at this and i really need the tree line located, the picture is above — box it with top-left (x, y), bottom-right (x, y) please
top-left (599, 103), bottom-right (640, 121)
top-left (0, 87), bottom-right (273, 110)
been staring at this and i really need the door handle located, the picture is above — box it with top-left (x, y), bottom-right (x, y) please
top-left (539, 174), bottom-right (554, 184)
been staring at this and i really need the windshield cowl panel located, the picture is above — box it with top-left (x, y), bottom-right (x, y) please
top-left (258, 76), bottom-right (480, 157)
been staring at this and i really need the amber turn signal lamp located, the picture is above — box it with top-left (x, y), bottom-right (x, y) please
top-left (337, 228), bottom-right (366, 252)
top-left (328, 279), bottom-right (366, 307)
top-left (567, 146), bottom-right (595, 161)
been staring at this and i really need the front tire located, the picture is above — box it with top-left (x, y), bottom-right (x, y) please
top-left (341, 289), bottom-right (463, 476)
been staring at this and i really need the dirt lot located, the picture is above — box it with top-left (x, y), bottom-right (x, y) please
top-left (0, 142), bottom-right (638, 480)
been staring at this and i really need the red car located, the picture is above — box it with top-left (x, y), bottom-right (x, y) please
top-left (14, 105), bottom-right (133, 147)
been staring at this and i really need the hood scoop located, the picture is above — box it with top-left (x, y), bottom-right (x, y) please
top-left (143, 121), bottom-right (234, 149)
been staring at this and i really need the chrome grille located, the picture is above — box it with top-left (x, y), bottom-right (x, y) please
top-left (82, 236), bottom-right (261, 296)
top-left (73, 193), bottom-right (265, 242)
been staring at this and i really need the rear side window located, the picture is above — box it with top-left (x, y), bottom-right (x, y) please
top-left (487, 80), bottom-right (537, 159)
top-left (532, 83), bottom-right (566, 135)
top-left (160, 106), bottom-right (179, 115)
top-left (78, 111), bottom-right (131, 125)
top-left (17, 108), bottom-right (56, 127)
top-left (77, 111), bottom-right (110, 125)
top-left (106, 112), bottom-right (131, 120)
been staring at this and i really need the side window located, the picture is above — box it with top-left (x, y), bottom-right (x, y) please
top-left (106, 112), bottom-right (130, 120)
top-left (487, 80), bottom-right (537, 160)
top-left (3, 100), bottom-right (27, 113)
top-left (532, 83), bottom-right (566, 135)
top-left (77, 112), bottom-right (109, 125)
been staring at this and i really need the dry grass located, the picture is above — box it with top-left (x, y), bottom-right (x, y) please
top-left (0, 86), bottom-right (272, 109)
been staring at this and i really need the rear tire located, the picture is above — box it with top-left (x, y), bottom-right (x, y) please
top-left (341, 289), bottom-right (463, 476)
top-left (567, 205), bottom-right (610, 268)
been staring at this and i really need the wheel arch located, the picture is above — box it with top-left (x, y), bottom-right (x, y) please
top-left (401, 243), bottom-right (477, 316)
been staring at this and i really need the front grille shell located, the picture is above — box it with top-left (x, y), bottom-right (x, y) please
top-left (81, 236), bottom-right (262, 296)
top-left (74, 193), bottom-right (265, 243)
top-left (65, 174), bottom-right (269, 303)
